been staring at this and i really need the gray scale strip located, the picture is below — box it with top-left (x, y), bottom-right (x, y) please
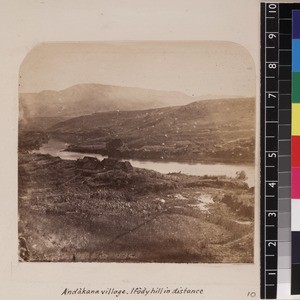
top-left (279, 200), bottom-right (290, 212)
top-left (279, 140), bottom-right (291, 155)
top-left (279, 156), bottom-right (291, 172)
top-left (278, 212), bottom-right (291, 228)
top-left (279, 187), bottom-right (291, 198)
top-left (277, 268), bottom-right (291, 283)
top-left (279, 172), bottom-right (291, 185)
top-left (278, 228), bottom-right (291, 241)
top-left (278, 125), bottom-right (291, 285)
top-left (278, 255), bottom-right (291, 269)
top-left (279, 125), bottom-right (291, 138)
top-left (279, 242), bottom-right (291, 256)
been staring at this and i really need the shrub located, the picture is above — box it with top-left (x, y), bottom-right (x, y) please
top-left (235, 170), bottom-right (248, 181)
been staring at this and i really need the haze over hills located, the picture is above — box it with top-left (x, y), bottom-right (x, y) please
top-left (20, 83), bottom-right (196, 118)
top-left (19, 83), bottom-right (245, 130)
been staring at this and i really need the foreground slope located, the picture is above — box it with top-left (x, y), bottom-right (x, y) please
top-left (19, 154), bottom-right (254, 263)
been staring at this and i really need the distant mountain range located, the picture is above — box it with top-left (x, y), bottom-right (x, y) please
top-left (19, 83), bottom-right (244, 131)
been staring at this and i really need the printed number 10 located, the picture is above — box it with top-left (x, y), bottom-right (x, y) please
top-left (247, 291), bottom-right (256, 297)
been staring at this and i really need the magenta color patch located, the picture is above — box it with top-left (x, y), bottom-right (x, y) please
top-left (292, 168), bottom-right (300, 199)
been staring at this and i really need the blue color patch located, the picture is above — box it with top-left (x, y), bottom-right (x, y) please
top-left (293, 40), bottom-right (300, 72)
top-left (293, 10), bottom-right (300, 39)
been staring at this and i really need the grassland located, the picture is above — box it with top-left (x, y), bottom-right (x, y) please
top-left (19, 153), bottom-right (254, 263)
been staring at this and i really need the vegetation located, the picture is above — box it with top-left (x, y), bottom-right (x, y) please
top-left (48, 98), bottom-right (255, 164)
top-left (18, 92), bottom-right (255, 263)
top-left (19, 153), bottom-right (254, 263)
top-left (18, 131), bottom-right (49, 152)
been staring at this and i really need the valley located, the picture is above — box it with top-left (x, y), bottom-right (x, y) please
top-left (18, 85), bottom-right (255, 263)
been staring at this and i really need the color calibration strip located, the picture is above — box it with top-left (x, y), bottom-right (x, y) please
top-left (291, 9), bottom-right (300, 296)
top-left (261, 3), bottom-right (300, 299)
top-left (261, 3), bottom-right (280, 298)
top-left (277, 5), bottom-right (293, 298)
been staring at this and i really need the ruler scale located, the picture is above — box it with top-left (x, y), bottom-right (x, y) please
top-left (291, 9), bottom-right (300, 296)
top-left (261, 3), bottom-right (279, 299)
top-left (261, 3), bottom-right (300, 299)
top-left (261, 3), bottom-right (266, 298)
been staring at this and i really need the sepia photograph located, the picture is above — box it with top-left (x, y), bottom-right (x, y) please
top-left (18, 41), bottom-right (255, 263)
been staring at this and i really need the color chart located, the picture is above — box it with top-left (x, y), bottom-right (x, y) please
top-left (291, 9), bottom-right (300, 296)
top-left (261, 3), bottom-right (300, 299)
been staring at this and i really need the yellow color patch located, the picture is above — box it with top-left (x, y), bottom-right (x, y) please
top-left (292, 103), bottom-right (300, 136)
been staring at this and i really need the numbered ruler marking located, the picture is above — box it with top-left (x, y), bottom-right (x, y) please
top-left (261, 3), bottom-right (279, 299)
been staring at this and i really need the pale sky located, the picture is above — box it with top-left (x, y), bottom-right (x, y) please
top-left (19, 41), bottom-right (255, 97)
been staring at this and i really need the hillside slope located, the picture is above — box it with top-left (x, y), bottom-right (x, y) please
top-left (48, 98), bottom-right (255, 164)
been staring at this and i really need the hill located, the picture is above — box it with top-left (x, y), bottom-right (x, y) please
top-left (48, 98), bottom-right (255, 164)
top-left (19, 83), bottom-right (197, 126)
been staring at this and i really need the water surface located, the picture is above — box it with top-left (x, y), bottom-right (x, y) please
top-left (34, 139), bottom-right (255, 187)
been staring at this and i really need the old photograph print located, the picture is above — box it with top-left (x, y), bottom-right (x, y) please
top-left (18, 42), bottom-right (255, 263)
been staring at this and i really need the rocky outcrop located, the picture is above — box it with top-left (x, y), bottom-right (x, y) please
top-left (76, 156), bottom-right (133, 172)
top-left (76, 156), bottom-right (101, 170)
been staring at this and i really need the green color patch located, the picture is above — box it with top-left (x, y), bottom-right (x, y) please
top-left (293, 72), bottom-right (300, 103)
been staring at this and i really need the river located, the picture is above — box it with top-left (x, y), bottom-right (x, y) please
top-left (33, 139), bottom-right (255, 187)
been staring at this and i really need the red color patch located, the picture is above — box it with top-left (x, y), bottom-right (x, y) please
top-left (292, 136), bottom-right (300, 168)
